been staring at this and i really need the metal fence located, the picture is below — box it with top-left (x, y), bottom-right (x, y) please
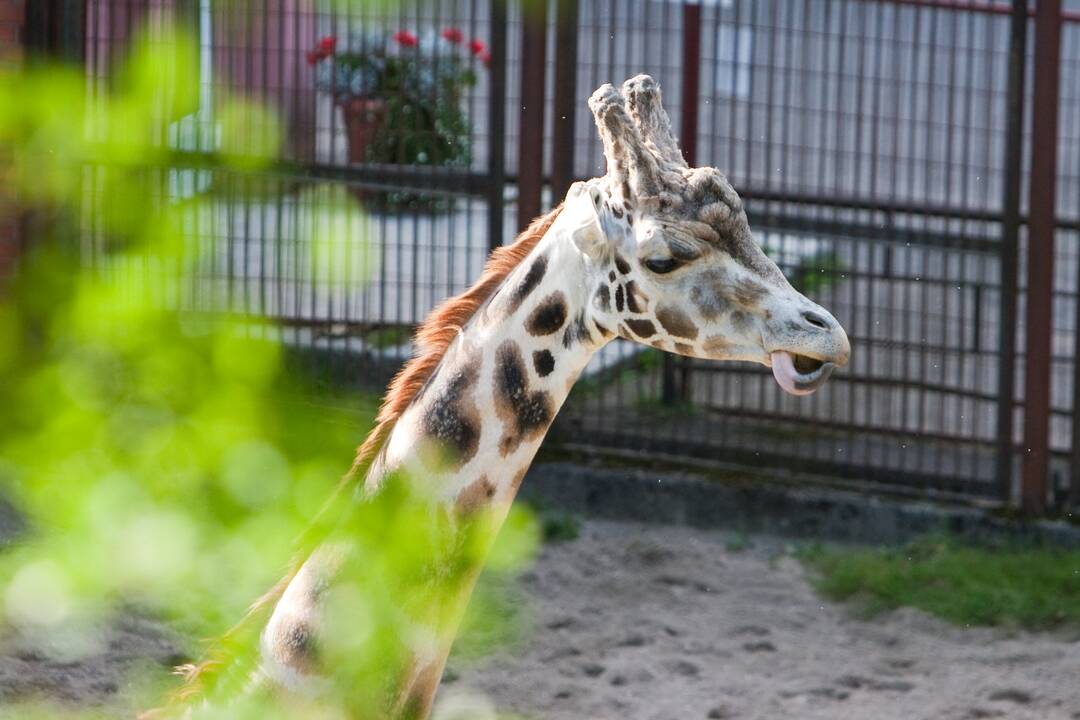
top-left (27, 0), bottom-right (1080, 512)
top-left (557, 0), bottom-right (1027, 506)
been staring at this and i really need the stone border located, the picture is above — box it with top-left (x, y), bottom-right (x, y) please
top-left (519, 461), bottom-right (1080, 548)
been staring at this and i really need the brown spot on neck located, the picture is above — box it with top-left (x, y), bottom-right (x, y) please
top-left (533, 349), bottom-right (556, 377)
top-left (455, 475), bottom-right (496, 516)
top-left (493, 340), bottom-right (555, 456)
top-left (525, 291), bottom-right (568, 336)
top-left (417, 347), bottom-right (483, 469)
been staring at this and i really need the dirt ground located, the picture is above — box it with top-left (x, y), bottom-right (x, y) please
top-left (2, 518), bottom-right (1079, 719)
top-left (437, 520), bottom-right (1080, 720)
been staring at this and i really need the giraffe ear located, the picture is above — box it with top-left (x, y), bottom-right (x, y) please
top-left (563, 182), bottom-right (608, 261)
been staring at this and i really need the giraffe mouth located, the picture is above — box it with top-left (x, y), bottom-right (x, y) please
top-left (770, 351), bottom-right (835, 396)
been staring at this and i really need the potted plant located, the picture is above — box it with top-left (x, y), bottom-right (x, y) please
top-left (309, 28), bottom-right (489, 211)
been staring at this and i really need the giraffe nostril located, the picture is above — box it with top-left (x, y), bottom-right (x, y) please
top-left (802, 310), bottom-right (831, 331)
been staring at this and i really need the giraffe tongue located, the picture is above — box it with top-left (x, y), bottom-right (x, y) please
top-left (771, 351), bottom-right (834, 396)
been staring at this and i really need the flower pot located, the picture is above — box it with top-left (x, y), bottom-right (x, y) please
top-left (339, 97), bottom-right (387, 164)
top-left (336, 95), bottom-right (457, 215)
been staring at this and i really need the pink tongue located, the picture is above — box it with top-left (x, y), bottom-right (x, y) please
top-left (771, 351), bottom-right (816, 396)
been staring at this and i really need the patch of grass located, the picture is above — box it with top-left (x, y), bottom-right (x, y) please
top-left (725, 531), bottom-right (752, 553)
top-left (798, 535), bottom-right (1080, 630)
top-left (540, 511), bottom-right (581, 544)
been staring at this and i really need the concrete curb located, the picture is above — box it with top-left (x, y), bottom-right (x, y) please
top-left (519, 462), bottom-right (1080, 548)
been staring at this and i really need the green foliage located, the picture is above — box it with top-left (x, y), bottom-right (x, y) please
top-left (314, 32), bottom-right (480, 169)
top-left (367, 88), bottom-right (471, 168)
top-left (365, 325), bottom-right (414, 350)
top-left (540, 511), bottom-right (581, 544)
top-left (0, 18), bottom-right (538, 719)
top-left (789, 250), bottom-right (847, 296)
top-left (799, 535), bottom-right (1080, 629)
top-left (725, 531), bottom-right (752, 553)
top-left (760, 246), bottom-right (847, 295)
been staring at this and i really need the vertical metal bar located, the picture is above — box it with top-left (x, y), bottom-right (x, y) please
top-left (1070, 238), bottom-right (1080, 509)
top-left (998, 0), bottom-right (1026, 504)
top-left (1023, 0), bottom-right (1062, 515)
top-left (551, 0), bottom-right (578, 201)
top-left (662, 0), bottom-right (702, 406)
top-left (679, 2), bottom-right (701, 166)
top-left (488, 0), bottom-right (507, 251)
top-left (517, 0), bottom-right (547, 231)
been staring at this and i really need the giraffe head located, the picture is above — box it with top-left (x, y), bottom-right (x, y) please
top-left (560, 75), bottom-right (850, 395)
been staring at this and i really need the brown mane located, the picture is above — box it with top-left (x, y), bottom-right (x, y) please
top-left (159, 205), bottom-right (563, 714)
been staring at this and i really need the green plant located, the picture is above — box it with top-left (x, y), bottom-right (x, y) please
top-left (789, 250), bottom-right (847, 295)
top-left (541, 511), bottom-right (581, 544)
top-left (364, 325), bottom-right (414, 350)
top-left (761, 245), bottom-right (847, 295)
top-left (799, 534), bottom-right (1080, 629)
top-left (0, 21), bottom-right (536, 719)
top-left (311, 28), bottom-right (486, 169)
top-left (725, 531), bottom-right (752, 553)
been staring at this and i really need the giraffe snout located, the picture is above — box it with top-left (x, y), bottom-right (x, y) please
top-left (792, 302), bottom-right (850, 367)
top-left (762, 297), bottom-right (849, 396)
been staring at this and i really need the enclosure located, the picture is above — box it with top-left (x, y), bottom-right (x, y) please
top-left (6, 0), bottom-right (1080, 718)
top-left (13, 0), bottom-right (1080, 514)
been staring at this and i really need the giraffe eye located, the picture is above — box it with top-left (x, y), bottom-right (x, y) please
top-left (644, 258), bottom-right (680, 274)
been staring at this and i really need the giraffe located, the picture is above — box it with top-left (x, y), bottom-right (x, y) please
top-left (167, 75), bottom-right (849, 719)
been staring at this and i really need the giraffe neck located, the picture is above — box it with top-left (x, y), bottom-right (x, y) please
top-left (377, 220), bottom-right (608, 514)
top-left (259, 220), bottom-right (611, 717)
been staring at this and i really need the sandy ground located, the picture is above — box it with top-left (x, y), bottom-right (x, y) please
top-left (2, 518), bottom-right (1079, 719)
top-left (438, 520), bottom-right (1080, 720)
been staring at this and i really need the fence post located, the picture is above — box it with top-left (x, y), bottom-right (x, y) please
top-left (997, 0), bottom-right (1027, 504)
top-left (24, 0), bottom-right (82, 63)
top-left (679, 2), bottom-right (701, 167)
top-left (517, 0), bottom-right (548, 232)
top-left (550, 0), bottom-right (578, 202)
top-left (488, 0), bottom-right (508, 252)
top-left (663, 1), bottom-right (702, 405)
top-left (1023, 0), bottom-right (1062, 515)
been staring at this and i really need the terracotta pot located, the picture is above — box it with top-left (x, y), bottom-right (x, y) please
top-left (339, 97), bottom-right (387, 164)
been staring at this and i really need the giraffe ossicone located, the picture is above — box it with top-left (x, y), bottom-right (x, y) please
top-left (165, 75), bottom-right (849, 720)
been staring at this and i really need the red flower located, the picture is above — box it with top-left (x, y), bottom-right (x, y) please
top-left (480, 51), bottom-right (492, 68)
top-left (306, 50), bottom-right (321, 66)
top-left (441, 27), bottom-right (464, 44)
top-left (318, 35), bottom-right (336, 54)
top-left (469, 39), bottom-right (486, 55)
top-left (393, 30), bottom-right (419, 47)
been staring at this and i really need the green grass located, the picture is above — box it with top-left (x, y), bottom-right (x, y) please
top-left (798, 535), bottom-right (1080, 630)
top-left (540, 510), bottom-right (581, 543)
top-left (725, 531), bottom-right (752, 553)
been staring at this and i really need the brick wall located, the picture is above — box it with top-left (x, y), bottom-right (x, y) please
top-left (0, 0), bottom-right (25, 289)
